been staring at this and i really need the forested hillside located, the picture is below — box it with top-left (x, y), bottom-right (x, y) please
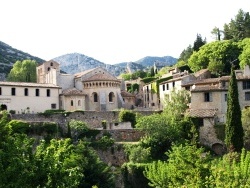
top-left (0, 41), bottom-right (44, 75)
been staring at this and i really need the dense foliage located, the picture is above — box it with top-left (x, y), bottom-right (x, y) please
top-left (7, 59), bottom-right (37, 82)
top-left (223, 9), bottom-right (250, 41)
top-left (225, 68), bottom-right (244, 152)
top-left (118, 109), bottom-right (137, 128)
top-left (188, 40), bottom-right (241, 75)
top-left (0, 111), bottom-right (114, 188)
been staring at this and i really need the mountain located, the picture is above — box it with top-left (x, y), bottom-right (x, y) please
top-left (55, 54), bottom-right (178, 76)
top-left (0, 40), bottom-right (178, 79)
top-left (114, 62), bottom-right (145, 73)
top-left (53, 53), bottom-right (126, 76)
top-left (135, 56), bottom-right (177, 67)
top-left (0, 41), bottom-right (45, 75)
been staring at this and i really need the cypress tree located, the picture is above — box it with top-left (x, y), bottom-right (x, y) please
top-left (225, 67), bottom-right (244, 152)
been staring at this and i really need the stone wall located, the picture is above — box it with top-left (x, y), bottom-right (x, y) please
top-left (199, 117), bottom-right (226, 155)
top-left (11, 111), bottom-right (155, 129)
top-left (97, 129), bottom-right (144, 142)
top-left (96, 143), bottom-right (128, 166)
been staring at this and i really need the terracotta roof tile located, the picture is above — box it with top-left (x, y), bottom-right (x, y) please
top-left (61, 88), bottom-right (86, 96)
top-left (191, 85), bottom-right (228, 92)
top-left (74, 68), bottom-right (96, 78)
top-left (121, 90), bottom-right (135, 97)
top-left (187, 108), bottom-right (218, 118)
top-left (83, 73), bottom-right (119, 82)
top-left (193, 69), bottom-right (210, 77)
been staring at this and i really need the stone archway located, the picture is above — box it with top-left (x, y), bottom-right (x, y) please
top-left (212, 143), bottom-right (226, 155)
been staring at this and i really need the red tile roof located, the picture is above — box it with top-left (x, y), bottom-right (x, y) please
top-left (187, 108), bottom-right (218, 118)
top-left (61, 88), bottom-right (86, 96)
top-left (121, 90), bottom-right (135, 97)
top-left (83, 73), bottom-right (119, 82)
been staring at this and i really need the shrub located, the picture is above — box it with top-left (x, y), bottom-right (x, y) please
top-left (92, 136), bottom-right (115, 150)
top-left (119, 109), bottom-right (136, 128)
top-left (8, 120), bottom-right (29, 134)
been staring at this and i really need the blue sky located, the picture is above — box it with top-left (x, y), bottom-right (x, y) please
top-left (0, 0), bottom-right (249, 64)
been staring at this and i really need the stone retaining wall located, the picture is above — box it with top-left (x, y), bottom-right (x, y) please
top-left (11, 110), bottom-right (155, 129)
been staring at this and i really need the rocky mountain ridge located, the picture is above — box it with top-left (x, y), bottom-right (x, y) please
top-left (54, 53), bottom-right (177, 76)
top-left (0, 41), bottom-right (45, 75)
top-left (0, 40), bottom-right (178, 78)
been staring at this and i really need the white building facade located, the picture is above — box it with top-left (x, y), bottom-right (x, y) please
top-left (0, 82), bottom-right (61, 113)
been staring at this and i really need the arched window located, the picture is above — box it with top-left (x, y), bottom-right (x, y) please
top-left (78, 100), bottom-right (81, 106)
top-left (71, 100), bottom-right (73, 106)
top-left (93, 92), bottom-right (98, 102)
top-left (109, 92), bottom-right (114, 102)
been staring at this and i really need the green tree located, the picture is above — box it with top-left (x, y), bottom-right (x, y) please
top-left (239, 38), bottom-right (250, 68)
top-left (163, 89), bottom-right (190, 121)
top-left (0, 134), bottom-right (36, 188)
top-left (225, 67), bottom-right (244, 152)
top-left (69, 120), bottom-right (90, 141)
top-left (209, 149), bottom-right (250, 187)
top-left (150, 67), bottom-right (155, 77)
top-left (188, 40), bottom-right (241, 74)
top-left (193, 34), bottom-right (206, 52)
top-left (144, 143), bottom-right (210, 188)
top-left (224, 9), bottom-right (250, 41)
top-left (120, 73), bottom-right (131, 81)
top-left (211, 27), bottom-right (223, 41)
top-left (136, 113), bottom-right (185, 160)
top-left (7, 60), bottom-right (37, 82)
top-left (178, 45), bottom-right (193, 63)
top-left (207, 59), bottom-right (225, 76)
top-left (34, 139), bottom-right (114, 188)
top-left (119, 109), bottom-right (136, 127)
top-left (241, 106), bottom-right (250, 144)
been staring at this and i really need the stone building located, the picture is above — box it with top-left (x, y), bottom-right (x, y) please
top-left (182, 66), bottom-right (250, 152)
top-left (37, 60), bottom-right (126, 111)
top-left (0, 81), bottom-right (61, 113)
top-left (185, 66), bottom-right (250, 125)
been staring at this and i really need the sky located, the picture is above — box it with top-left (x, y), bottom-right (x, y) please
top-left (0, 0), bottom-right (249, 64)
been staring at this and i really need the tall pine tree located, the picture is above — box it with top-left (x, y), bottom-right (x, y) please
top-left (225, 67), bottom-right (244, 152)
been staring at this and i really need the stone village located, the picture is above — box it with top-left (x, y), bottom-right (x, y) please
top-left (1, 60), bottom-right (250, 154)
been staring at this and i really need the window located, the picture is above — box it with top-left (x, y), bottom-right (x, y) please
top-left (47, 89), bottom-right (50, 97)
top-left (36, 89), bottom-right (40, 96)
top-left (172, 82), bottom-right (175, 88)
top-left (24, 88), bottom-right (28, 96)
top-left (222, 81), bottom-right (226, 87)
top-left (225, 93), bottom-right (228, 102)
top-left (167, 84), bottom-right (169, 90)
top-left (204, 92), bottom-right (212, 102)
top-left (93, 92), bottom-right (98, 102)
top-left (78, 100), bottom-right (81, 106)
top-left (11, 88), bottom-right (16, 96)
top-left (109, 92), bottom-right (114, 102)
top-left (0, 87), bottom-right (2, 95)
top-left (162, 84), bottom-right (165, 91)
top-left (47, 67), bottom-right (50, 71)
top-left (71, 100), bottom-right (73, 106)
top-left (50, 62), bottom-right (53, 66)
top-left (51, 104), bottom-right (56, 109)
top-left (245, 92), bottom-right (250, 101)
top-left (243, 81), bottom-right (250, 90)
